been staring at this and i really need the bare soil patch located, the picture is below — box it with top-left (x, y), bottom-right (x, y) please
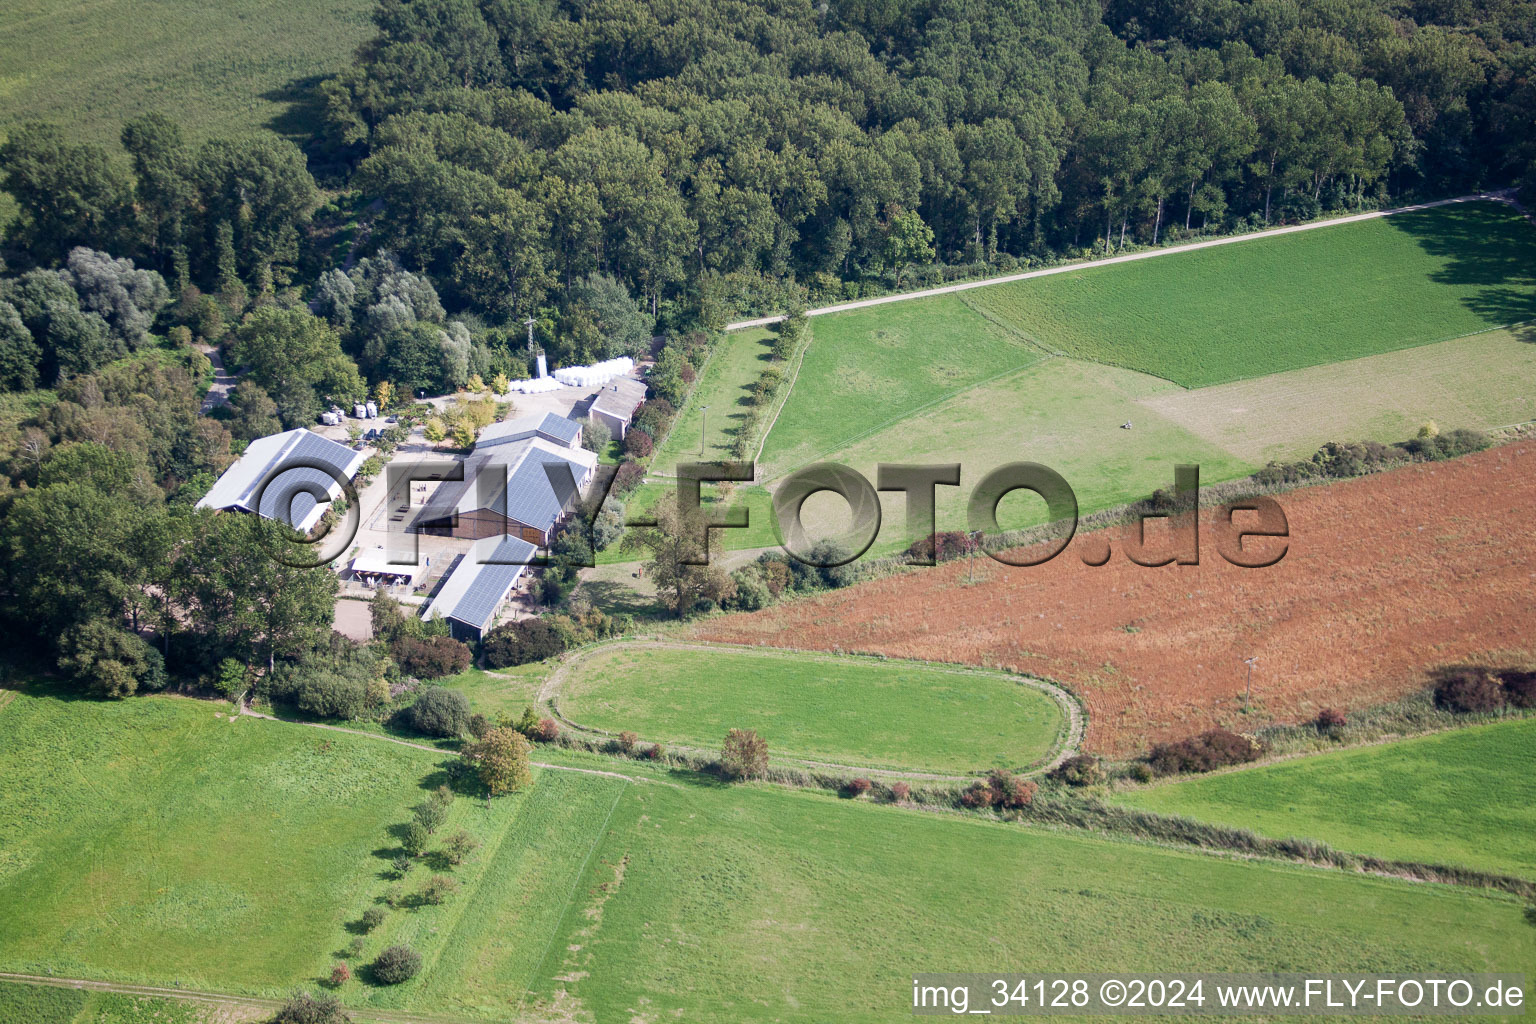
top-left (694, 443), bottom-right (1536, 756)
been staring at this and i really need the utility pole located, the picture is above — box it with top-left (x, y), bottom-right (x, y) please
top-left (523, 317), bottom-right (537, 358)
top-left (1243, 656), bottom-right (1258, 712)
top-left (701, 405), bottom-right (709, 453)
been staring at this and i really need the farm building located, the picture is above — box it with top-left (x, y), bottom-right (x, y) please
top-left (477, 410), bottom-right (583, 451)
top-left (421, 534), bottom-right (539, 640)
top-left (413, 435), bottom-right (597, 545)
top-left (195, 428), bottom-right (365, 533)
top-left (587, 376), bottom-right (647, 439)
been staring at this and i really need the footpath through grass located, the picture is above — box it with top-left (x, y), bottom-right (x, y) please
top-left (1113, 718), bottom-right (1536, 878)
top-left (556, 645), bottom-right (1066, 773)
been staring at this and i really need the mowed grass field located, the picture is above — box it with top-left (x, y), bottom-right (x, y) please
top-left (1113, 718), bottom-right (1536, 878)
top-left (555, 644), bottom-right (1066, 773)
top-left (649, 327), bottom-right (778, 476)
top-left (2, 693), bottom-right (1533, 1021)
top-left (965, 202), bottom-right (1536, 387)
top-left (759, 201), bottom-right (1536, 486)
top-left (515, 768), bottom-right (1534, 1022)
top-left (0, 0), bottom-right (375, 148)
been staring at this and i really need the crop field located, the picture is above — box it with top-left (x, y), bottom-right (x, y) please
top-left (758, 202), bottom-right (1536, 485)
top-left (554, 643), bottom-right (1066, 773)
top-left (695, 441), bottom-right (1536, 756)
top-left (1114, 718), bottom-right (1536, 877)
top-left (0, 0), bottom-right (374, 148)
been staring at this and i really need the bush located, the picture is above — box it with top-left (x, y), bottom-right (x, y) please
top-left (393, 635), bottom-right (471, 680)
top-left (959, 781), bottom-right (993, 808)
top-left (360, 907), bottom-right (386, 932)
top-left (1314, 707), bottom-right (1347, 732)
top-left (1127, 762), bottom-right (1155, 784)
top-left (1502, 669), bottom-right (1536, 709)
top-left (1147, 729), bottom-right (1263, 776)
top-left (372, 945), bottom-right (422, 985)
top-left (612, 460), bottom-right (645, 495)
top-left (401, 821), bottom-right (430, 858)
top-left (536, 717), bottom-right (561, 741)
top-left (462, 726), bottom-right (533, 795)
top-left (623, 427), bottom-right (654, 458)
top-left (418, 874), bottom-right (459, 905)
top-left (480, 619), bottom-right (565, 667)
top-left (720, 728), bottom-right (769, 780)
top-left (890, 781), bottom-right (911, 803)
top-left (406, 686), bottom-right (472, 737)
top-left (329, 962), bottom-right (351, 987)
top-left (390, 854), bottom-right (412, 878)
top-left (467, 712), bottom-right (492, 739)
top-left (444, 830), bottom-right (479, 864)
top-left (645, 742), bottom-right (665, 760)
top-left (845, 777), bottom-right (873, 798)
top-left (413, 799), bottom-right (447, 835)
top-left (1048, 754), bottom-right (1104, 787)
top-left (1432, 667), bottom-right (1506, 714)
top-left (617, 730), bottom-right (638, 752)
top-left (271, 992), bottom-right (350, 1023)
top-left (986, 770), bottom-right (1037, 808)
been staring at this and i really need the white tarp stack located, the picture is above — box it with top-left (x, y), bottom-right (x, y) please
top-left (508, 377), bottom-right (564, 394)
top-left (552, 356), bottom-right (634, 388)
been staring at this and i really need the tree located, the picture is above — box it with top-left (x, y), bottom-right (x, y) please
top-left (719, 728), bottom-right (768, 780)
top-left (0, 302), bottom-right (42, 391)
top-left (444, 830), bottom-right (479, 865)
top-left (228, 308), bottom-right (364, 427)
top-left (394, 636), bottom-right (472, 680)
top-left (462, 726), bottom-right (532, 796)
top-left (360, 907), bottom-right (386, 932)
top-left (57, 618), bottom-right (168, 698)
top-left (479, 619), bottom-right (564, 667)
top-left (0, 123), bottom-right (132, 263)
top-left (225, 382), bottom-right (284, 442)
top-left (620, 494), bottom-right (732, 616)
top-left (417, 874), bottom-right (459, 905)
top-left (371, 945), bottom-right (422, 985)
top-left (401, 821), bottom-right (431, 858)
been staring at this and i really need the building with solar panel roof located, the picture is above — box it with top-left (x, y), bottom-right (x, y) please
top-left (195, 428), bottom-right (366, 534)
top-left (413, 434), bottom-right (597, 546)
top-left (421, 534), bottom-right (539, 640)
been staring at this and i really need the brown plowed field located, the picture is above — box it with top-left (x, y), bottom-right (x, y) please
top-left (693, 442), bottom-right (1536, 756)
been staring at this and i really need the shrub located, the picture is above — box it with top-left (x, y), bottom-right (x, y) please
top-left (401, 821), bottom-right (430, 857)
top-left (328, 962), bottom-right (351, 987)
top-left (372, 945), bottom-right (422, 985)
top-left (406, 686), bottom-right (471, 737)
top-left (1147, 729), bottom-right (1263, 776)
top-left (413, 799), bottom-right (447, 835)
top-left (536, 717), bottom-right (561, 742)
top-left (1315, 707), bottom-right (1347, 732)
top-left (623, 427), bottom-right (654, 458)
top-left (1127, 762), bottom-right (1155, 784)
top-left (617, 730), bottom-right (639, 752)
top-left (390, 854), bottom-right (412, 878)
top-left (1048, 754), bottom-right (1104, 787)
top-left (418, 874), bottom-right (459, 905)
top-left (480, 619), bottom-right (565, 667)
top-left (720, 728), bottom-right (769, 780)
top-left (361, 907), bottom-right (386, 932)
top-left (986, 770), bottom-right (1037, 808)
top-left (271, 991), bottom-right (350, 1023)
top-left (1502, 669), bottom-right (1536, 709)
top-left (645, 742), bottom-right (665, 760)
top-left (467, 712), bottom-right (492, 739)
top-left (346, 937), bottom-right (365, 958)
top-left (444, 830), bottom-right (479, 865)
top-left (512, 705), bottom-right (540, 737)
top-left (612, 460), bottom-right (645, 495)
top-left (393, 635), bottom-right (471, 680)
top-left (845, 777), bottom-right (873, 798)
top-left (959, 781), bottom-right (993, 808)
top-left (890, 781), bottom-right (911, 803)
top-left (1432, 667), bottom-right (1506, 714)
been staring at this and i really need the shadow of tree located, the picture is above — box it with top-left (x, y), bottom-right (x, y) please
top-left (1385, 202), bottom-right (1536, 326)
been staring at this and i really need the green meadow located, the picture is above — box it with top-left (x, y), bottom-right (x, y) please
top-left (1, 691), bottom-right (1532, 1022)
top-left (0, 0), bottom-right (374, 148)
top-left (760, 202), bottom-right (1536, 487)
top-left (556, 644), bottom-right (1067, 773)
top-left (1114, 718), bottom-right (1536, 878)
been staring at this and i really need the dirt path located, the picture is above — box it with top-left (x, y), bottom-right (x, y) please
top-left (529, 638), bottom-right (1085, 780)
top-left (236, 706), bottom-right (659, 784)
top-left (725, 190), bottom-right (1521, 331)
top-left (0, 972), bottom-right (501, 1024)
top-left (198, 343), bottom-right (238, 414)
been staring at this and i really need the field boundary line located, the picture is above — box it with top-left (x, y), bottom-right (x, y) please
top-left (517, 781), bottom-right (627, 1012)
top-left (724, 191), bottom-right (1520, 330)
top-left (537, 638), bottom-right (1085, 778)
top-left (236, 706), bottom-right (660, 784)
